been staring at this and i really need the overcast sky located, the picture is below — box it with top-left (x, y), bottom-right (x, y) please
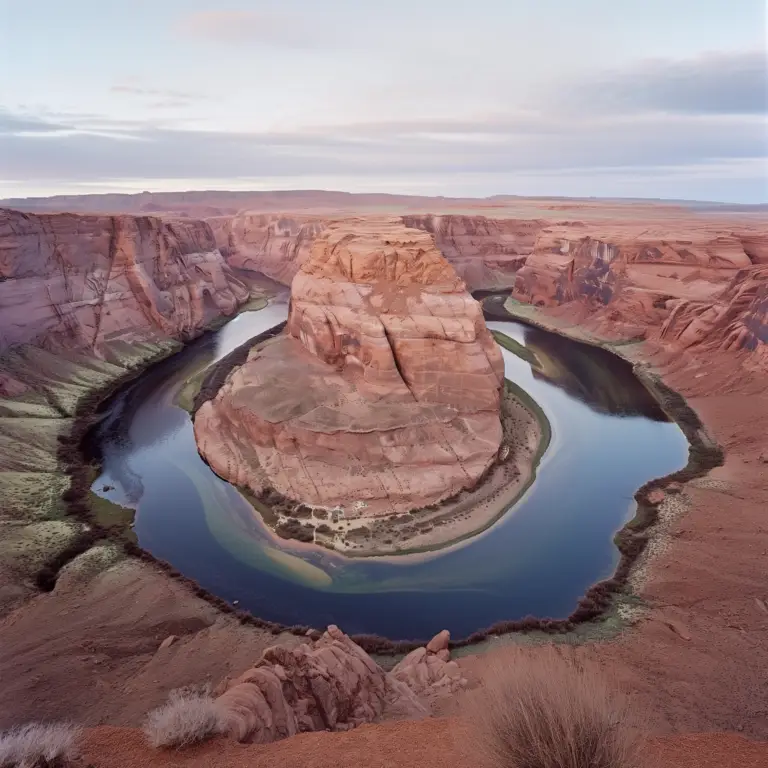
top-left (1, 0), bottom-right (766, 202)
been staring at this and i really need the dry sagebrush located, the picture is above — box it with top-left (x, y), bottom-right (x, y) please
top-left (469, 650), bottom-right (644, 768)
top-left (144, 688), bottom-right (225, 749)
top-left (0, 723), bottom-right (80, 768)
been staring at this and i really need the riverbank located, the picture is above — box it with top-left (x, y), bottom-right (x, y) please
top-left (455, 296), bottom-right (768, 737)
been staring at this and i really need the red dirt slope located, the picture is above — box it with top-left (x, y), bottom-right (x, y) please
top-left (81, 720), bottom-right (768, 768)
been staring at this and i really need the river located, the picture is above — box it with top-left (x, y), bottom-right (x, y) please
top-left (91, 300), bottom-right (688, 640)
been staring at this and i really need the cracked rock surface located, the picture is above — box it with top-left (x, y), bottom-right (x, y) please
top-left (194, 217), bottom-right (504, 519)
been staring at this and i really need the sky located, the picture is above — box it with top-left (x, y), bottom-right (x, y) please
top-left (1, 0), bottom-right (766, 202)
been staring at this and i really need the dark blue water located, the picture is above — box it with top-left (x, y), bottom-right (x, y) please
top-left (92, 303), bottom-right (688, 641)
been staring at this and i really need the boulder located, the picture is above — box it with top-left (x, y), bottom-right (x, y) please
top-left (426, 630), bottom-right (450, 654)
top-left (215, 625), bottom-right (429, 744)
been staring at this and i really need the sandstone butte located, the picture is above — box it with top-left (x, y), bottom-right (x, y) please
top-left (194, 217), bottom-right (505, 522)
top-left (0, 193), bottom-right (767, 765)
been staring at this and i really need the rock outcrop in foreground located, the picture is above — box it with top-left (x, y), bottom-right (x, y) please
top-left (214, 625), bottom-right (464, 743)
top-left (195, 218), bottom-right (504, 521)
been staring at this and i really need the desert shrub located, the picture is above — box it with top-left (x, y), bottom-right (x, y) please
top-left (469, 650), bottom-right (643, 768)
top-left (0, 722), bottom-right (80, 768)
top-left (144, 688), bottom-right (225, 749)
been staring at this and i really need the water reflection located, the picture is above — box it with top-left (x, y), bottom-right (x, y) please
top-left (523, 327), bottom-right (668, 421)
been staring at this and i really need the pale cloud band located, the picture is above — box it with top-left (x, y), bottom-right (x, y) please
top-left (1, 47), bottom-right (765, 202)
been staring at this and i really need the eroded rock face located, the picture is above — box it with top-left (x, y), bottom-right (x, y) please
top-left (403, 214), bottom-right (544, 290)
top-left (208, 213), bottom-right (326, 286)
top-left (0, 209), bottom-right (249, 354)
top-left (214, 626), bottom-right (462, 744)
top-left (208, 212), bottom-right (543, 292)
top-left (195, 217), bottom-right (504, 518)
top-left (512, 223), bottom-right (768, 369)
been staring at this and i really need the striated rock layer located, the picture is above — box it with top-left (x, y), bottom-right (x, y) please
top-left (0, 208), bottom-right (250, 355)
top-left (402, 214), bottom-right (544, 289)
top-left (195, 217), bottom-right (504, 518)
top-left (511, 222), bottom-right (768, 371)
top-left (208, 213), bottom-right (326, 286)
top-left (208, 212), bottom-right (545, 291)
top-left (214, 625), bottom-right (464, 744)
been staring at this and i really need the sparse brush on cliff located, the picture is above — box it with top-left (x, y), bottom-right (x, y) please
top-left (469, 650), bottom-right (643, 768)
top-left (0, 722), bottom-right (80, 767)
top-left (144, 688), bottom-right (225, 749)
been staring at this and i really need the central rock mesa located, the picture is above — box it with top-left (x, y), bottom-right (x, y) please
top-left (195, 217), bottom-right (504, 523)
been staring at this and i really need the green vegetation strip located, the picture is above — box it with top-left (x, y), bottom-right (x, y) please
top-left (491, 329), bottom-right (541, 367)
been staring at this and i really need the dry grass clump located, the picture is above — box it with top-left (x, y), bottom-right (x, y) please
top-left (0, 722), bottom-right (80, 767)
top-left (144, 688), bottom-right (225, 749)
top-left (469, 650), bottom-right (644, 768)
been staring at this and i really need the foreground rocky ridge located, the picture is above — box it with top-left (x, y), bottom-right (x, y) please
top-left (214, 625), bottom-right (463, 744)
top-left (195, 218), bottom-right (505, 530)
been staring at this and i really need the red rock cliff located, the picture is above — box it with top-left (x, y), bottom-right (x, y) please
top-left (208, 213), bottom-right (326, 286)
top-left (0, 209), bottom-right (250, 354)
top-left (510, 221), bottom-right (768, 369)
top-left (402, 214), bottom-right (544, 289)
top-left (194, 217), bottom-right (504, 519)
top-left (208, 213), bottom-right (544, 292)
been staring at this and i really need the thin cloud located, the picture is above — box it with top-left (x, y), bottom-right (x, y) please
top-left (0, 109), bottom-right (65, 135)
top-left (175, 10), bottom-right (321, 48)
top-left (568, 50), bottom-right (768, 115)
top-left (110, 84), bottom-right (203, 101)
top-left (0, 108), bottom-right (763, 183)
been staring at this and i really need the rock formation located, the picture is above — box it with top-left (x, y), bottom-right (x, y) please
top-left (208, 213), bottom-right (545, 292)
top-left (213, 625), bottom-right (464, 743)
top-left (403, 214), bottom-right (544, 289)
top-left (208, 213), bottom-right (326, 287)
top-left (0, 209), bottom-right (250, 355)
top-left (511, 222), bottom-right (768, 369)
top-left (194, 217), bottom-right (505, 521)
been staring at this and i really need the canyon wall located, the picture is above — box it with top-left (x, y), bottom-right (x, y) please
top-left (208, 213), bottom-right (544, 292)
top-left (0, 209), bottom-right (250, 356)
top-left (511, 223), bottom-right (768, 368)
top-left (402, 214), bottom-right (543, 289)
top-left (194, 217), bottom-right (505, 521)
top-left (208, 213), bottom-right (326, 286)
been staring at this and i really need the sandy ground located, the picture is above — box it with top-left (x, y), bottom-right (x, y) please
top-left (0, 558), bottom-right (300, 729)
top-left (79, 721), bottom-right (768, 768)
